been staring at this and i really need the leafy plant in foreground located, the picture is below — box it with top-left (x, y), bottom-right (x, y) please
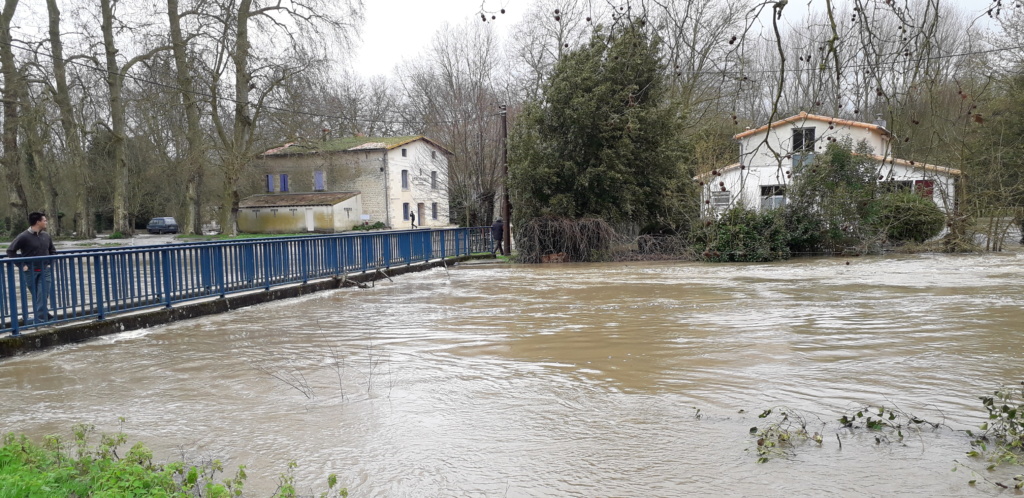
top-left (967, 382), bottom-right (1024, 473)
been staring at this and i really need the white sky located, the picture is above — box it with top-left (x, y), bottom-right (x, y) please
top-left (353, 0), bottom-right (523, 76)
top-left (351, 0), bottom-right (1001, 78)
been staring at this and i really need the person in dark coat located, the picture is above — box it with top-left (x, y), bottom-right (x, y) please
top-left (490, 217), bottom-right (504, 255)
top-left (5, 212), bottom-right (57, 329)
top-left (410, 211), bottom-right (416, 229)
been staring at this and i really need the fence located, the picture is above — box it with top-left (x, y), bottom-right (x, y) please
top-left (2, 227), bottom-right (490, 335)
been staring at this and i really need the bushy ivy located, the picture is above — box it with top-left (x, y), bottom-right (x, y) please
top-left (696, 207), bottom-right (791, 262)
top-left (868, 192), bottom-right (946, 243)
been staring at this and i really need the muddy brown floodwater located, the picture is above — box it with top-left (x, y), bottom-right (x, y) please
top-left (2, 252), bottom-right (1024, 496)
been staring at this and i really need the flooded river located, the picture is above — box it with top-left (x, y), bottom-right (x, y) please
top-left (2, 253), bottom-right (1024, 496)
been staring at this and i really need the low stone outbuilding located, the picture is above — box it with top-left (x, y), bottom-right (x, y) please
top-left (237, 192), bottom-right (362, 234)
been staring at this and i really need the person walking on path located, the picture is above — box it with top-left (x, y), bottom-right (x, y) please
top-left (490, 217), bottom-right (504, 256)
top-left (410, 211), bottom-right (416, 229)
top-left (5, 212), bottom-right (58, 330)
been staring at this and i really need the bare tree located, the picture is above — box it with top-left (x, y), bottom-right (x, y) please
top-left (209, 0), bottom-right (364, 235)
top-left (0, 0), bottom-right (28, 220)
top-left (100, 0), bottom-right (171, 234)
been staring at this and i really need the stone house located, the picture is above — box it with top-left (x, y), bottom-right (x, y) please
top-left (701, 112), bottom-right (961, 215)
top-left (241, 136), bottom-right (452, 233)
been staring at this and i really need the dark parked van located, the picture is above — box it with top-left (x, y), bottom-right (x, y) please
top-left (146, 217), bottom-right (179, 234)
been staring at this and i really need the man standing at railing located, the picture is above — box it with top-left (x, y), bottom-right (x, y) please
top-left (5, 212), bottom-right (57, 328)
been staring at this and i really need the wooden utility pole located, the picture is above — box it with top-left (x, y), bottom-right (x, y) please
top-left (500, 104), bottom-right (511, 256)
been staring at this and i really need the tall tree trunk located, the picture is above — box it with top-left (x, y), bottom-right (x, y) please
top-left (222, 0), bottom-right (253, 236)
top-left (22, 102), bottom-right (58, 236)
top-left (46, 0), bottom-right (91, 237)
top-left (0, 0), bottom-right (28, 220)
top-left (168, 0), bottom-right (205, 235)
top-left (100, 0), bottom-right (129, 234)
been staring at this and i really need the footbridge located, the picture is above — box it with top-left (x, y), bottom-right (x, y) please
top-left (1, 227), bottom-right (490, 355)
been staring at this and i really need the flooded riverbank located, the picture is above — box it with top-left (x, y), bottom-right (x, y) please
top-left (1, 252), bottom-right (1023, 496)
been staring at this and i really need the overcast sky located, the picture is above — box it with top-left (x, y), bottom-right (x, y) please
top-left (354, 0), bottom-right (522, 76)
top-left (351, 0), bottom-right (1001, 77)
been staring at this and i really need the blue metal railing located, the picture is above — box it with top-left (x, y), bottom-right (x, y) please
top-left (2, 227), bottom-right (490, 335)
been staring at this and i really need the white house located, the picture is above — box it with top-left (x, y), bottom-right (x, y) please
top-left (241, 136), bottom-right (452, 232)
top-left (700, 112), bottom-right (961, 216)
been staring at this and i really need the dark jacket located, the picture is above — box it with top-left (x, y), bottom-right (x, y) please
top-left (491, 219), bottom-right (504, 240)
top-left (6, 229), bottom-right (57, 269)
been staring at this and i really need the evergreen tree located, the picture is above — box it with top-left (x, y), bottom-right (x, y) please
top-left (508, 17), bottom-right (692, 230)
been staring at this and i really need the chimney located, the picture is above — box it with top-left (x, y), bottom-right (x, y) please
top-left (873, 114), bottom-right (887, 129)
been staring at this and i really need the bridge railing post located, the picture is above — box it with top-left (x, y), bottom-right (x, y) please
top-left (94, 256), bottom-right (106, 320)
top-left (4, 261), bottom-right (18, 334)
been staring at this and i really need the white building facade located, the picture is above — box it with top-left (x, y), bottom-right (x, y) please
top-left (700, 112), bottom-right (961, 216)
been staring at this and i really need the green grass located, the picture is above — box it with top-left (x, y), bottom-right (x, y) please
top-left (0, 426), bottom-right (348, 498)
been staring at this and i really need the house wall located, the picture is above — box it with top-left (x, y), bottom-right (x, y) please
top-left (384, 141), bottom-right (450, 228)
top-left (880, 163), bottom-right (958, 212)
top-left (739, 117), bottom-right (890, 169)
top-left (237, 205), bottom-right (336, 233)
top-left (702, 161), bottom-right (958, 217)
top-left (332, 196), bottom-right (363, 232)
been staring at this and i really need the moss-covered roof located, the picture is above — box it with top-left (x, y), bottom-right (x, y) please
top-left (261, 135), bottom-right (453, 156)
top-left (239, 191), bottom-right (361, 208)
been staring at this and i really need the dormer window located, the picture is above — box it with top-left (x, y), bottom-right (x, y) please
top-left (792, 127), bottom-right (815, 152)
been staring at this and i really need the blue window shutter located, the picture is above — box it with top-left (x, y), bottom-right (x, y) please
top-left (314, 171), bottom-right (324, 191)
top-left (266, 175), bottom-right (274, 192)
top-left (280, 174), bottom-right (289, 192)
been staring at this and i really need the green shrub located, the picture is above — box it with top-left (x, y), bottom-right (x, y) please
top-left (0, 426), bottom-right (348, 498)
top-left (868, 192), bottom-right (945, 243)
top-left (350, 221), bottom-right (386, 231)
top-left (695, 207), bottom-right (791, 262)
top-left (108, 231), bottom-right (126, 240)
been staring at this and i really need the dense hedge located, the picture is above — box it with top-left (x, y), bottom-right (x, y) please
top-left (696, 207), bottom-right (791, 262)
top-left (868, 192), bottom-right (946, 243)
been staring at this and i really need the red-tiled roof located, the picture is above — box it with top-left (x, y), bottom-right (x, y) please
top-left (733, 112), bottom-right (891, 140)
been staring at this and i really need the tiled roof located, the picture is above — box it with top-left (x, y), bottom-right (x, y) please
top-left (869, 154), bottom-right (962, 176)
top-left (733, 112), bottom-right (891, 140)
top-left (260, 135), bottom-right (454, 156)
top-left (239, 191), bottom-right (361, 208)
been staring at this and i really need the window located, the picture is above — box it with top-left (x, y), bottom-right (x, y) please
top-left (792, 127), bottom-right (816, 153)
top-left (711, 191), bottom-right (730, 210)
top-left (882, 180), bottom-right (913, 193)
top-left (431, 171), bottom-right (438, 190)
top-left (313, 170), bottom-right (325, 191)
top-left (914, 180), bottom-right (934, 197)
top-left (431, 150), bottom-right (436, 159)
top-left (265, 175), bottom-right (274, 193)
top-left (760, 185), bottom-right (787, 210)
top-left (279, 174), bottom-right (289, 192)
top-left (401, 169), bottom-right (409, 189)
top-left (401, 148), bottom-right (407, 157)
top-left (792, 153), bottom-right (815, 170)
top-left (431, 202), bottom-right (438, 219)
top-left (403, 202), bottom-right (410, 220)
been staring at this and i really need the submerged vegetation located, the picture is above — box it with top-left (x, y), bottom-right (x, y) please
top-left (747, 384), bottom-right (1024, 490)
